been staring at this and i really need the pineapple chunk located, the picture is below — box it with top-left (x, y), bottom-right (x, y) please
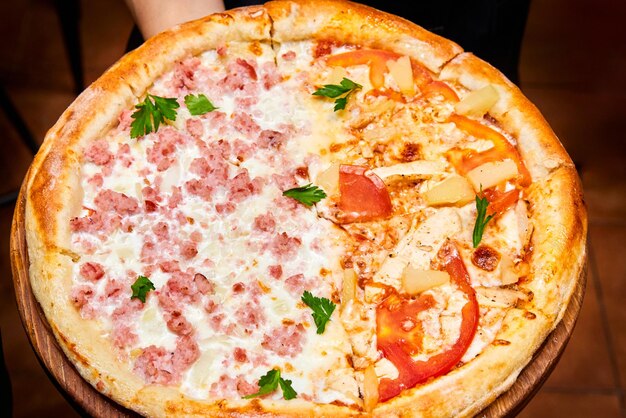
top-left (342, 268), bottom-right (357, 305)
top-left (387, 56), bottom-right (415, 95)
top-left (315, 162), bottom-right (340, 196)
top-left (402, 266), bottom-right (450, 295)
top-left (455, 84), bottom-right (500, 116)
top-left (362, 365), bottom-right (379, 412)
top-left (423, 175), bottom-right (475, 206)
top-left (466, 159), bottom-right (518, 191)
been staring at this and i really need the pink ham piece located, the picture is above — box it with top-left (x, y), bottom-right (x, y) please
top-left (84, 139), bottom-right (113, 166)
top-left (221, 58), bottom-right (258, 91)
top-left (261, 324), bottom-right (306, 357)
top-left (134, 337), bottom-right (200, 385)
top-left (235, 301), bottom-right (266, 331)
top-left (284, 274), bottom-right (310, 297)
top-left (253, 213), bottom-right (276, 233)
top-left (193, 273), bottom-right (215, 295)
top-left (270, 232), bottom-right (302, 260)
top-left (164, 310), bottom-right (194, 336)
top-left (79, 262), bottom-right (105, 282)
top-left (70, 285), bottom-right (95, 317)
top-left (234, 347), bottom-right (248, 363)
top-left (169, 57), bottom-right (200, 92)
top-left (261, 61), bottom-right (282, 90)
top-left (228, 169), bottom-right (263, 203)
top-left (186, 118), bottom-right (204, 139)
top-left (232, 112), bottom-right (260, 136)
top-left (268, 265), bottom-right (283, 279)
top-left (94, 189), bottom-right (140, 216)
top-left (134, 346), bottom-right (176, 385)
top-left (70, 211), bottom-right (121, 235)
top-left (146, 127), bottom-right (187, 172)
top-left (180, 241), bottom-right (198, 259)
top-left (258, 129), bottom-right (287, 150)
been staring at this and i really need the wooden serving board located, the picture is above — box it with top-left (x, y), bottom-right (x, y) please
top-left (10, 180), bottom-right (586, 418)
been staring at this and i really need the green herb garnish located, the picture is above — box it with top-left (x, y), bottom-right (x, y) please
top-left (301, 291), bottom-right (336, 334)
top-left (130, 94), bottom-right (180, 138)
top-left (472, 189), bottom-right (494, 248)
top-left (184, 93), bottom-right (217, 115)
top-left (282, 184), bottom-right (327, 207)
top-left (243, 369), bottom-right (297, 400)
top-left (312, 77), bottom-right (362, 111)
top-left (130, 275), bottom-right (155, 303)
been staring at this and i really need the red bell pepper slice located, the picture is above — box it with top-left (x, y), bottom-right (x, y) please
top-left (483, 187), bottom-right (520, 216)
top-left (326, 49), bottom-right (402, 89)
top-left (420, 80), bottom-right (460, 103)
top-left (376, 240), bottom-right (479, 402)
top-left (338, 164), bottom-right (393, 223)
top-left (447, 114), bottom-right (531, 187)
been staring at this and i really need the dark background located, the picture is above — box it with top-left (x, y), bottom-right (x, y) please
top-left (0, 0), bottom-right (625, 416)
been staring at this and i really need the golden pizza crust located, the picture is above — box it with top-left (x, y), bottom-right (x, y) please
top-left (23, 1), bottom-right (586, 417)
top-left (266, 0), bottom-right (462, 73)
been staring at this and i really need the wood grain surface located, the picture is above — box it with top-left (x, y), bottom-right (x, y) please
top-left (10, 180), bottom-right (586, 417)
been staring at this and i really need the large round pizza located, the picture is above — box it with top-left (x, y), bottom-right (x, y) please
top-left (23, 1), bottom-right (587, 416)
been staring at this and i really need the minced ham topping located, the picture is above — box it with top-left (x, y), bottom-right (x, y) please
top-left (70, 43), bottom-right (354, 403)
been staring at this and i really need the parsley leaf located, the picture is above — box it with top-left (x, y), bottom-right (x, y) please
top-left (243, 369), bottom-right (298, 400)
top-left (130, 94), bottom-right (180, 138)
top-left (278, 378), bottom-right (297, 400)
top-left (130, 275), bottom-right (155, 303)
top-left (334, 97), bottom-right (348, 112)
top-left (184, 93), bottom-right (217, 115)
top-left (312, 77), bottom-right (362, 111)
top-left (282, 184), bottom-right (327, 207)
top-left (301, 291), bottom-right (336, 334)
top-left (472, 189), bottom-right (495, 248)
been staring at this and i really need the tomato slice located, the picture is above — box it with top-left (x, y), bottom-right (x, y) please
top-left (377, 291), bottom-right (436, 356)
top-left (338, 165), bottom-right (393, 223)
top-left (376, 241), bottom-right (479, 402)
top-left (447, 114), bottom-right (531, 187)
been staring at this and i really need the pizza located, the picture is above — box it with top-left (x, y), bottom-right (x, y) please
top-left (23, 0), bottom-right (587, 416)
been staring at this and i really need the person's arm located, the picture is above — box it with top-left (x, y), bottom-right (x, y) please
top-left (125, 0), bottom-right (226, 39)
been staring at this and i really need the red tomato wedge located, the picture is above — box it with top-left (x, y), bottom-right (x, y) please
top-left (376, 241), bottom-right (479, 402)
top-left (447, 114), bottom-right (531, 187)
top-left (338, 165), bottom-right (393, 223)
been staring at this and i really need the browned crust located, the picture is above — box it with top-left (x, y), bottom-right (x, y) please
top-left (439, 53), bottom-right (575, 180)
top-left (23, 1), bottom-right (586, 417)
top-left (265, 0), bottom-right (463, 72)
